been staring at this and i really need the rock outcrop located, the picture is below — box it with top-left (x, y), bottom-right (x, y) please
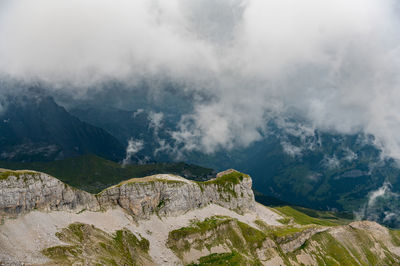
top-left (279, 226), bottom-right (329, 253)
top-left (0, 170), bottom-right (99, 215)
top-left (0, 169), bottom-right (255, 219)
top-left (97, 172), bottom-right (255, 219)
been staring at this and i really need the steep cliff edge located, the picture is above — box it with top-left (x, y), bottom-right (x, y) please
top-left (0, 168), bottom-right (254, 219)
top-left (97, 170), bottom-right (255, 219)
top-left (0, 170), bottom-right (99, 216)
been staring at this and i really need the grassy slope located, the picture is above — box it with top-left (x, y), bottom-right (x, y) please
top-left (0, 154), bottom-right (214, 193)
top-left (297, 228), bottom-right (400, 266)
top-left (188, 251), bottom-right (246, 266)
top-left (42, 223), bottom-right (152, 265)
top-left (167, 216), bottom-right (267, 265)
top-left (272, 206), bottom-right (352, 226)
top-left (255, 190), bottom-right (353, 226)
top-left (168, 212), bottom-right (400, 265)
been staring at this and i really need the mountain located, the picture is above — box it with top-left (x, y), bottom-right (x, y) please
top-left (69, 106), bottom-right (175, 161)
top-left (7, 89), bottom-right (394, 228)
top-left (1, 169), bottom-right (400, 265)
top-left (188, 131), bottom-right (395, 205)
top-left (0, 90), bottom-right (125, 162)
top-left (66, 104), bottom-right (400, 227)
top-left (187, 131), bottom-right (400, 228)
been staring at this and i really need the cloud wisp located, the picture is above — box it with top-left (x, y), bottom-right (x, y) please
top-left (122, 138), bottom-right (144, 165)
top-left (1, 0), bottom-right (400, 159)
top-left (355, 182), bottom-right (400, 228)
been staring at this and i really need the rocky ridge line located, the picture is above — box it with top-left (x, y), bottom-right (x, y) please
top-left (0, 169), bottom-right (255, 219)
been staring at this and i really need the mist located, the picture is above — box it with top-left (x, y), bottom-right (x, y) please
top-left (355, 182), bottom-right (400, 228)
top-left (1, 0), bottom-right (400, 160)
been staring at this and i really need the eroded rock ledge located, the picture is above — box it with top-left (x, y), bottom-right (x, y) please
top-left (0, 169), bottom-right (255, 219)
top-left (0, 170), bottom-right (99, 215)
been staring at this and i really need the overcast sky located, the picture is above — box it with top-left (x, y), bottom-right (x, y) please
top-left (1, 0), bottom-right (400, 158)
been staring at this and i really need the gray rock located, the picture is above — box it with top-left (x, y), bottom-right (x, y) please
top-left (97, 173), bottom-right (255, 219)
top-left (0, 170), bottom-right (255, 220)
top-left (0, 171), bottom-right (99, 216)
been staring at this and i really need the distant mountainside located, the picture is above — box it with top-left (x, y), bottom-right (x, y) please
top-left (66, 103), bottom-right (400, 227)
top-left (188, 131), bottom-right (400, 227)
top-left (0, 92), bottom-right (125, 162)
top-left (0, 154), bottom-right (215, 193)
top-left (1, 169), bottom-right (400, 265)
top-left (3, 88), bottom-right (396, 228)
top-left (69, 105), bottom-right (178, 162)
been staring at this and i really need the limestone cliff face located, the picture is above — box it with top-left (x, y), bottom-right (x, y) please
top-left (97, 172), bottom-right (255, 219)
top-left (0, 169), bottom-right (255, 219)
top-left (0, 171), bottom-right (99, 215)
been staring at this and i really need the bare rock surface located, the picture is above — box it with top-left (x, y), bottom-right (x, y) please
top-left (0, 170), bottom-right (255, 219)
top-left (0, 170), bottom-right (99, 216)
top-left (97, 173), bottom-right (255, 219)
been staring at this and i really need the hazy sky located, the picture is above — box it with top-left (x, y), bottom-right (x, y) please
top-left (1, 0), bottom-right (400, 158)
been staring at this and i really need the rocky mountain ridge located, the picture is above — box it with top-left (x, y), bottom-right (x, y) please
top-left (0, 168), bottom-right (254, 219)
top-left (1, 168), bottom-right (400, 265)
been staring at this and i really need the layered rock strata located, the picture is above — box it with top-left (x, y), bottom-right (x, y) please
top-left (0, 169), bottom-right (255, 219)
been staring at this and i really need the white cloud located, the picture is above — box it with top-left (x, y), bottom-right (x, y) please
top-left (307, 172), bottom-right (321, 182)
top-left (1, 0), bottom-right (400, 159)
top-left (343, 148), bottom-right (358, 162)
top-left (148, 111), bottom-right (164, 133)
top-left (281, 141), bottom-right (302, 158)
top-left (367, 182), bottom-right (394, 206)
top-left (122, 138), bottom-right (144, 165)
top-left (321, 155), bottom-right (341, 170)
top-left (132, 109), bottom-right (144, 118)
top-left (355, 182), bottom-right (400, 227)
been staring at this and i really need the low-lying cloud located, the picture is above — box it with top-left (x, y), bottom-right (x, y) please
top-left (1, 0), bottom-right (400, 159)
top-left (122, 138), bottom-right (144, 165)
top-left (356, 182), bottom-right (400, 227)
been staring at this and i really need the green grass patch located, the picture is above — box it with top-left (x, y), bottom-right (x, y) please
top-left (273, 206), bottom-right (340, 226)
top-left (42, 245), bottom-right (82, 261)
top-left (43, 222), bottom-right (152, 265)
top-left (167, 216), bottom-right (266, 265)
top-left (255, 219), bottom-right (312, 239)
top-left (270, 226), bottom-right (307, 238)
top-left (199, 171), bottom-right (249, 198)
top-left (188, 251), bottom-right (248, 266)
top-left (237, 221), bottom-right (267, 251)
top-left (168, 217), bottom-right (232, 241)
top-left (296, 227), bottom-right (400, 266)
top-left (203, 171), bottom-right (248, 186)
top-left (390, 229), bottom-right (400, 246)
top-left (291, 206), bottom-right (353, 222)
top-left (277, 217), bottom-right (291, 225)
top-left (0, 170), bottom-right (38, 180)
top-left (114, 230), bottom-right (150, 253)
top-left (307, 232), bottom-right (360, 265)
